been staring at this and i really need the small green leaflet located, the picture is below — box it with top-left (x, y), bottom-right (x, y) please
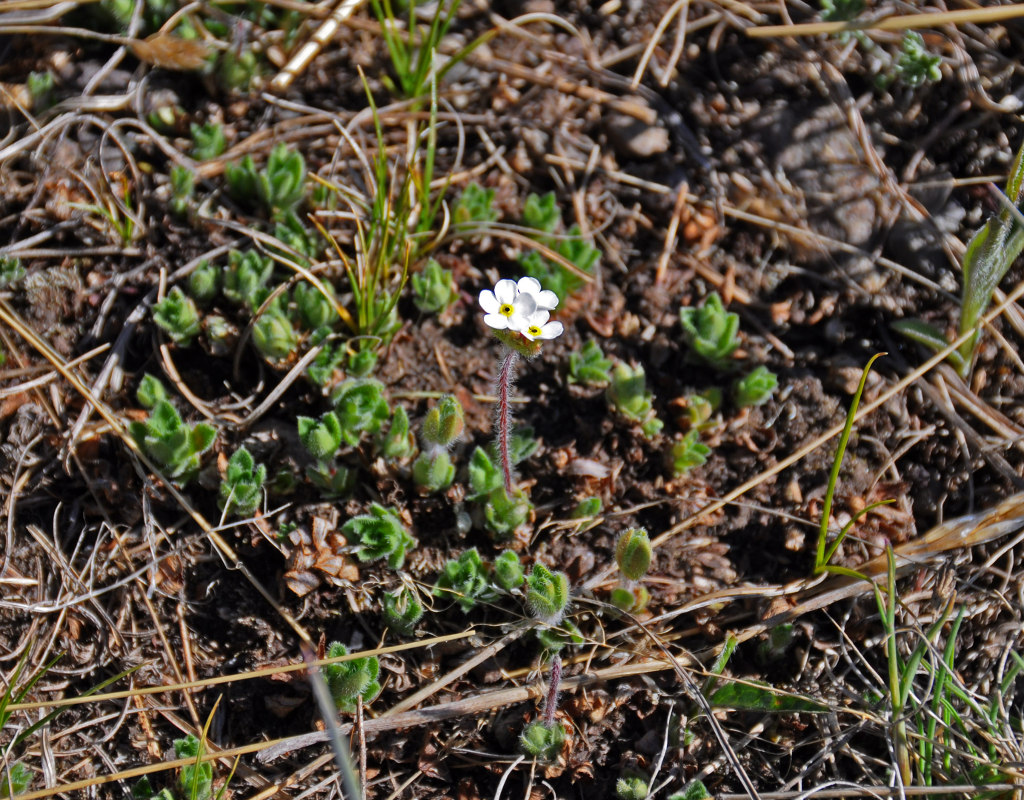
top-left (709, 681), bottom-right (828, 713)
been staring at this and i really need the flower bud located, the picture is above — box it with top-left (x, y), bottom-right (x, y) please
top-left (421, 394), bottom-right (464, 449)
top-left (615, 528), bottom-right (651, 582)
top-left (493, 550), bottom-right (524, 591)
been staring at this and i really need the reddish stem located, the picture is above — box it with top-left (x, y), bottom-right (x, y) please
top-left (496, 347), bottom-right (519, 495)
top-left (543, 657), bottom-right (562, 727)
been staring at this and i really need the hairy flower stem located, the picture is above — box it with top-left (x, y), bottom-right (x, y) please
top-left (496, 347), bottom-right (519, 495)
top-left (543, 657), bottom-right (562, 727)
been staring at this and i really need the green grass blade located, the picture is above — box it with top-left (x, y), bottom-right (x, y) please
top-left (822, 498), bottom-right (896, 566)
top-left (816, 352), bottom-right (885, 572)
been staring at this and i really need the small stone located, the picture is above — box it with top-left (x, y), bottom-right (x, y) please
top-left (604, 113), bottom-right (669, 159)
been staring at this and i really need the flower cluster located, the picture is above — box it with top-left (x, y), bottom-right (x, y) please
top-left (479, 277), bottom-right (563, 341)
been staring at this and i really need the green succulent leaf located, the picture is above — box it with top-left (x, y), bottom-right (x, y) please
top-left (519, 193), bottom-right (598, 302)
top-left (294, 281), bottom-right (338, 330)
top-left (0, 256), bottom-right (25, 288)
top-left (0, 762), bottom-right (32, 797)
top-left (535, 619), bottom-right (584, 653)
top-left (347, 346), bottom-right (378, 377)
top-left (453, 182), bottom-right (499, 226)
top-left (169, 166), bottom-right (195, 216)
top-left (709, 680), bottom-right (828, 713)
top-left (616, 775), bottom-right (649, 800)
top-left (680, 389), bottom-right (720, 431)
top-left (130, 399), bottom-right (215, 485)
top-left (219, 446), bottom-right (266, 517)
top-left (411, 258), bottom-right (457, 313)
top-left (188, 260), bottom-right (220, 306)
top-left (190, 423), bottom-right (217, 455)
top-left (483, 486), bottom-right (532, 540)
top-left (679, 292), bottom-right (741, 369)
top-left (306, 341), bottom-right (345, 388)
top-left (522, 191), bottom-right (561, 235)
top-left (136, 374), bottom-right (169, 409)
top-left (306, 461), bottom-right (356, 498)
top-left (253, 304), bottom-right (299, 363)
top-left (571, 496), bottom-right (602, 519)
top-left (733, 366), bottom-right (778, 408)
top-left (412, 450), bottom-right (455, 493)
top-left (153, 287), bottom-right (201, 346)
top-left (190, 122), bottom-right (227, 161)
top-left (606, 362), bottom-right (662, 438)
top-left (227, 143), bottom-right (307, 218)
top-left (668, 780), bottom-right (711, 800)
top-left (897, 30), bottom-right (942, 87)
top-left (667, 430), bottom-right (710, 476)
top-left (173, 734), bottom-right (212, 800)
top-left (223, 249), bottom-right (274, 307)
top-left (376, 406), bottom-right (416, 461)
top-left (610, 584), bottom-right (651, 613)
top-left (468, 446), bottom-right (502, 499)
top-left (568, 339), bottom-right (613, 387)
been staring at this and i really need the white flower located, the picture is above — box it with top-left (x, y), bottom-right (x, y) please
top-left (479, 278), bottom-right (537, 331)
top-left (518, 307), bottom-right (564, 341)
top-left (515, 276), bottom-right (558, 312)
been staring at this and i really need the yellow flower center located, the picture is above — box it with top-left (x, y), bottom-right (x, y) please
top-left (499, 303), bottom-right (514, 317)
top-left (527, 325), bottom-right (542, 337)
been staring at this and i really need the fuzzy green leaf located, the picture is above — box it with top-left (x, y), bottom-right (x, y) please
top-left (433, 548), bottom-right (492, 611)
top-left (492, 550), bottom-right (524, 591)
top-left (382, 587), bottom-right (423, 635)
top-left (525, 563), bottom-right (570, 621)
top-left (519, 720), bottom-right (565, 762)
top-left (341, 503), bottom-right (415, 569)
top-left (298, 412), bottom-right (343, 460)
top-left (322, 643), bottom-right (381, 712)
top-left (376, 406), bottom-right (416, 461)
top-left (332, 378), bottom-right (390, 446)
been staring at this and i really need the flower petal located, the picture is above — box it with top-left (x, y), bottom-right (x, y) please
top-left (539, 320), bottom-right (564, 339)
top-left (517, 276), bottom-right (542, 296)
top-left (506, 312), bottom-right (531, 332)
top-left (515, 292), bottom-right (537, 316)
top-left (479, 290), bottom-right (499, 314)
top-left (484, 313), bottom-right (509, 329)
top-left (523, 308), bottom-right (550, 326)
top-left (534, 289), bottom-right (559, 310)
top-left (494, 279), bottom-right (517, 305)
